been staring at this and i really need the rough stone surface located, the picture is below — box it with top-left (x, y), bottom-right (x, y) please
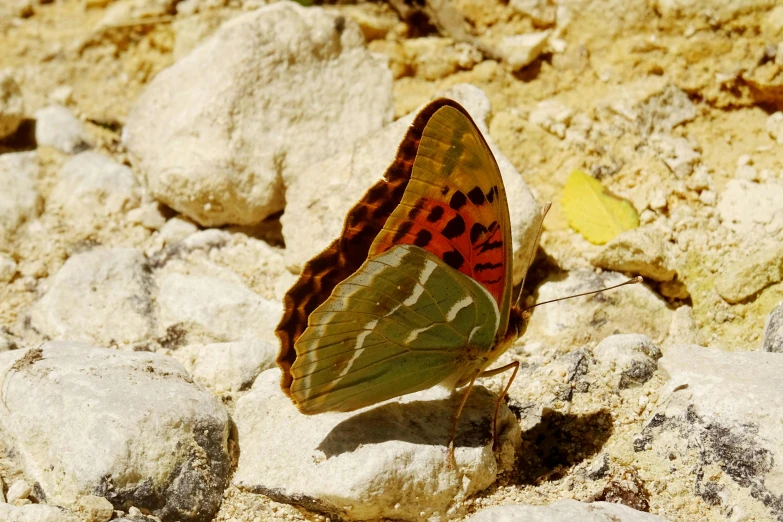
top-left (0, 342), bottom-right (231, 522)
top-left (524, 271), bottom-right (672, 354)
top-left (233, 369), bottom-right (520, 521)
top-left (593, 334), bottom-right (662, 389)
top-left (467, 499), bottom-right (670, 521)
top-left (717, 179), bottom-right (783, 235)
top-left (0, 503), bottom-right (80, 522)
top-left (281, 84), bottom-right (541, 285)
top-left (762, 301), bottom-right (783, 352)
top-left (28, 248), bottom-right (155, 348)
top-left (75, 495), bottom-right (113, 522)
top-left (49, 151), bottom-right (140, 215)
top-left (714, 243), bottom-right (783, 304)
top-left (591, 227), bottom-right (677, 282)
top-left (0, 152), bottom-right (40, 241)
top-left (123, 2), bottom-right (393, 227)
top-left (0, 72), bottom-right (24, 139)
top-left (157, 273), bottom-right (282, 345)
top-left (173, 340), bottom-right (277, 394)
top-left (34, 105), bottom-right (89, 154)
top-left (643, 345), bottom-right (783, 521)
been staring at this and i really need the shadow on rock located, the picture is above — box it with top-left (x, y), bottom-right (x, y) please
top-left (317, 386), bottom-right (501, 457)
top-left (516, 408), bottom-right (614, 484)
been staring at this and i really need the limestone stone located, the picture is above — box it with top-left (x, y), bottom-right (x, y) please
top-left (123, 2), bottom-right (393, 227)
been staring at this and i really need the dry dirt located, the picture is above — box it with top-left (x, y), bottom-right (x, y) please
top-left (2, 0), bottom-right (782, 521)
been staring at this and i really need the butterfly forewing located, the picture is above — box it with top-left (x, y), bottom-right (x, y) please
top-left (289, 244), bottom-right (499, 413)
top-left (369, 105), bottom-right (513, 336)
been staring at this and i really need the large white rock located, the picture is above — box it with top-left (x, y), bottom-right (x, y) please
top-left (467, 499), bottom-right (670, 521)
top-left (524, 271), bottom-right (672, 354)
top-left (28, 248), bottom-right (156, 348)
top-left (123, 2), bottom-right (393, 227)
top-left (641, 345), bottom-right (783, 520)
top-left (0, 343), bottom-right (231, 521)
top-left (157, 273), bottom-right (282, 345)
top-left (173, 340), bottom-right (277, 394)
top-left (0, 72), bottom-right (24, 139)
top-left (233, 369), bottom-right (520, 521)
top-left (282, 83), bottom-right (541, 286)
top-left (34, 105), bottom-right (89, 154)
top-left (48, 151), bottom-right (140, 215)
top-left (0, 152), bottom-right (40, 241)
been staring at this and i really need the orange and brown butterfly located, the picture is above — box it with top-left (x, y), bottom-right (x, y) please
top-left (276, 98), bottom-right (536, 452)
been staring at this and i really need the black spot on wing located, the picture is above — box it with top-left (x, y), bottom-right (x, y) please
top-left (441, 185), bottom-right (449, 196)
top-left (467, 187), bottom-right (485, 205)
top-left (443, 249), bottom-right (464, 270)
top-left (392, 221), bottom-right (413, 243)
top-left (470, 223), bottom-right (487, 244)
top-left (427, 206), bottom-right (444, 223)
top-left (484, 277), bottom-right (501, 284)
top-left (414, 229), bottom-right (432, 247)
top-left (450, 191), bottom-right (467, 210)
top-left (475, 261), bottom-right (502, 272)
top-left (442, 215), bottom-right (466, 239)
top-left (408, 202), bottom-right (424, 220)
top-left (486, 186), bottom-right (498, 203)
top-left (478, 239), bottom-right (503, 253)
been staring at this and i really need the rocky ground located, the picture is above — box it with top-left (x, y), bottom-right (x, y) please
top-left (1, 0), bottom-right (783, 521)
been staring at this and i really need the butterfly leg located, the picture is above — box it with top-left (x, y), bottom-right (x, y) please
top-left (447, 369), bottom-right (480, 465)
top-left (479, 361), bottom-right (520, 451)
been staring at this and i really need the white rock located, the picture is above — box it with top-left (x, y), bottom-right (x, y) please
top-left (0, 152), bottom-right (40, 241)
top-left (717, 179), bottom-right (783, 234)
top-left (0, 72), bottom-right (24, 139)
top-left (714, 242), bottom-right (783, 304)
top-left (467, 499), bottom-right (670, 521)
top-left (173, 340), bottom-right (277, 394)
top-left (6, 480), bottom-right (31, 503)
top-left (282, 84), bottom-right (541, 287)
top-left (158, 216), bottom-right (199, 245)
top-left (125, 202), bottom-right (166, 230)
top-left (524, 271), bottom-right (672, 354)
top-left (28, 248), bottom-right (156, 348)
top-left (647, 345), bottom-right (783, 520)
top-left (649, 133), bottom-right (700, 178)
top-left (500, 31), bottom-right (550, 71)
top-left (529, 99), bottom-right (573, 139)
top-left (638, 85), bottom-right (697, 136)
top-left (49, 85), bottom-right (73, 106)
top-left (768, 112), bottom-right (783, 145)
top-left (157, 273), bottom-right (281, 345)
top-left (762, 301), bottom-right (783, 353)
top-left (49, 151), bottom-right (140, 215)
top-left (591, 227), bottom-right (676, 282)
top-left (593, 334), bottom-right (662, 389)
top-left (0, 342), bottom-right (230, 520)
top-left (666, 305), bottom-right (699, 347)
top-left (123, 3), bottom-right (393, 227)
top-left (34, 105), bottom-right (89, 154)
top-left (233, 369), bottom-right (520, 521)
top-left (0, 503), bottom-right (80, 522)
top-left (0, 252), bottom-right (17, 282)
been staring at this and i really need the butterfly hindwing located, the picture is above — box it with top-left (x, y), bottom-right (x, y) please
top-left (289, 244), bottom-right (499, 413)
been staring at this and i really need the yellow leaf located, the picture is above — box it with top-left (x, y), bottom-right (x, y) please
top-left (562, 169), bottom-right (639, 245)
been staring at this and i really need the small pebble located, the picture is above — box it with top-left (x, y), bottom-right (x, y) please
top-left (7, 479), bottom-right (31, 503)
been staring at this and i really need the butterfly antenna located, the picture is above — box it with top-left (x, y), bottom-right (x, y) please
top-left (514, 202), bottom-right (551, 309)
top-left (523, 276), bottom-right (643, 312)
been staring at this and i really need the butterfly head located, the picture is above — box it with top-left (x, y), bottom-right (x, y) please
top-left (506, 305), bottom-right (531, 344)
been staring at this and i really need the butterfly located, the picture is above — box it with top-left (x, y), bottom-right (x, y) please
top-left (276, 98), bottom-right (536, 454)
